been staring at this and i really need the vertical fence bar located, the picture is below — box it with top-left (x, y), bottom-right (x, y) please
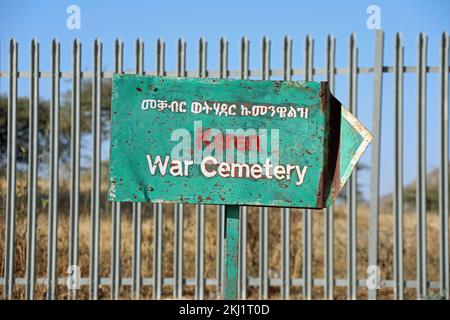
top-left (259, 211), bottom-right (269, 300)
top-left (174, 38), bottom-right (186, 299)
top-left (195, 203), bottom-right (205, 300)
top-left (90, 38), bottom-right (102, 300)
top-left (259, 36), bottom-right (270, 300)
top-left (177, 38), bottom-right (186, 78)
top-left (136, 39), bottom-right (144, 76)
top-left (111, 199), bottom-right (121, 299)
top-left (216, 37), bottom-right (228, 298)
top-left (439, 32), bottom-right (449, 300)
top-left (132, 38), bottom-right (144, 300)
top-left (174, 202), bottom-right (184, 298)
top-left (280, 35), bottom-right (292, 300)
top-left (152, 202), bottom-right (163, 299)
top-left (195, 37), bottom-right (207, 300)
top-left (47, 39), bottom-right (60, 300)
top-left (132, 201), bottom-right (142, 299)
top-left (393, 33), bottom-right (404, 300)
top-left (238, 206), bottom-right (247, 299)
top-left (68, 38), bottom-right (81, 300)
top-left (368, 29), bottom-right (384, 300)
top-left (324, 34), bottom-right (336, 300)
top-left (216, 204), bottom-right (225, 297)
top-left (111, 38), bottom-right (123, 300)
top-left (417, 32), bottom-right (428, 299)
top-left (281, 211), bottom-right (290, 298)
top-left (25, 39), bottom-right (39, 300)
top-left (4, 38), bottom-right (18, 300)
top-left (347, 33), bottom-right (358, 300)
top-left (153, 38), bottom-right (165, 300)
top-left (238, 37), bottom-right (249, 300)
top-left (303, 35), bottom-right (313, 300)
top-left (325, 36), bottom-right (336, 92)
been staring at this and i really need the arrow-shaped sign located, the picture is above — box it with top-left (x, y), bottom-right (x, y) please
top-left (108, 75), bottom-right (372, 209)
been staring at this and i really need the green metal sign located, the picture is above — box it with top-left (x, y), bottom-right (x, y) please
top-left (108, 74), bottom-right (372, 300)
top-left (108, 75), bottom-right (372, 209)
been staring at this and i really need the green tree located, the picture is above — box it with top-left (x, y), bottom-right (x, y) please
top-left (0, 79), bottom-right (112, 169)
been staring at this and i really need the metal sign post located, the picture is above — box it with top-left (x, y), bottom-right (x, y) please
top-left (108, 75), bottom-right (373, 300)
top-left (223, 205), bottom-right (239, 299)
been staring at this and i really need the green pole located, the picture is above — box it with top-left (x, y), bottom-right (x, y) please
top-left (223, 205), bottom-right (239, 300)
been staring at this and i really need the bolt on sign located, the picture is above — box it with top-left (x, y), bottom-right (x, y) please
top-left (108, 75), bottom-right (372, 209)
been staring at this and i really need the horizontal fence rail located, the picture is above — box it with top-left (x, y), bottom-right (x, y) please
top-left (0, 30), bottom-right (449, 300)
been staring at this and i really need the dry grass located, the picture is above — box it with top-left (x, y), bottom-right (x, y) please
top-left (0, 171), bottom-right (444, 300)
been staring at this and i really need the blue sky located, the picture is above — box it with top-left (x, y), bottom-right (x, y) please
top-left (1, 0), bottom-right (449, 197)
